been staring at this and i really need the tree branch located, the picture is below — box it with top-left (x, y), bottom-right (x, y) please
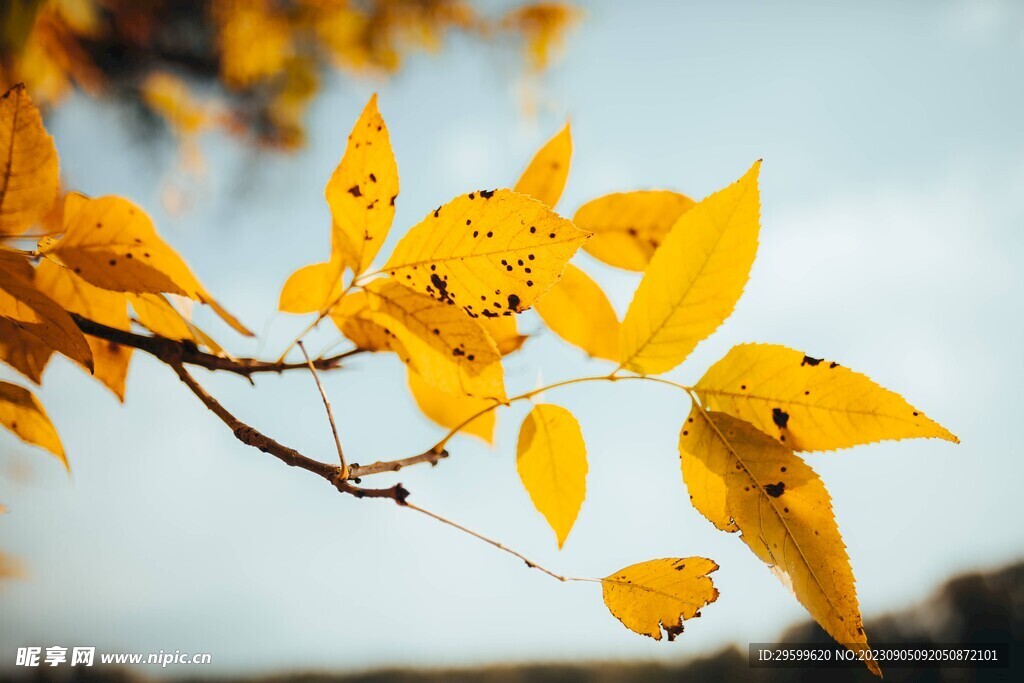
top-left (168, 361), bottom-right (408, 503)
top-left (72, 314), bottom-right (363, 378)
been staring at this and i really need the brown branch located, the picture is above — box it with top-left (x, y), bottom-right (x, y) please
top-left (348, 448), bottom-right (449, 479)
top-left (168, 361), bottom-right (408, 503)
top-left (72, 314), bottom-right (362, 378)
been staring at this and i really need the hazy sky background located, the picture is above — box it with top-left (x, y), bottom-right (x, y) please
top-left (2, 0), bottom-right (1022, 676)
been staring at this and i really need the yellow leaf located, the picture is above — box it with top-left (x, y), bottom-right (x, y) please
top-left (129, 294), bottom-right (225, 356)
top-left (140, 71), bottom-right (209, 135)
top-left (278, 258), bottom-right (344, 314)
top-left (534, 263), bottom-right (618, 361)
top-left (602, 557), bottom-right (719, 641)
top-left (407, 368), bottom-right (495, 444)
top-left (366, 279), bottom-right (505, 400)
top-left (516, 404), bottom-right (587, 548)
top-left (514, 123), bottom-right (571, 208)
top-left (680, 408), bottom-right (880, 676)
top-left (0, 318), bottom-right (53, 383)
top-left (573, 190), bottom-right (695, 271)
top-left (384, 189), bottom-right (588, 316)
top-left (0, 380), bottom-right (65, 468)
top-left (325, 93), bottom-right (399, 274)
top-left (328, 290), bottom-right (404, 354)
top-left (33, 259), bottom-right (132, 400)
top-left (39, 195), bottom-right (252, 335)
top-left (695, 343), bottom-right (959, 452)
top-left (0, 83), bottom-right (59, 235)
top-left (217, 1), bottom-right (293, 89)
top-left (619, 162), bottom-right (760, 375)
top-left (0, 264), bottom-right (92, 371)
top-left (478, 314), bottom-right (527, 355)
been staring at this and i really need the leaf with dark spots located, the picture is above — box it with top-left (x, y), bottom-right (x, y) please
top-left (347, 184), bottom-right (362, 198)
top-left (801, 355), bottom-right (823, 366)
top-left (772, 408), bottom-right (790, 429)
top-left (764, 481), bottom-right (785, 498)
top-left (480, 189), bottom-right (495, 199)
top-left (507, 293), bottom-right (521, 312)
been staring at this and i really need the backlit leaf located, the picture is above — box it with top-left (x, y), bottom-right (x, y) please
top-left (329, 290), bottom-right (404, 354)
top-left (325, 93), bottom-right (399, 274)
top-left (0, 318), bottom-right (53, 383)
top-left (679, 408), bottom-right (879, 676)
top-left (39, 195), bottom-right (252, 335)
top-left (0, 84), bottom-right (59, 235)
top-left (407, 368), bottom-right (496, 444)
top-left (34, 259), bottom-right (132, 400)
top-left (279, 258), bottom-right (344, 314)
top-left (366, 279), bottom-right (505, 400)
top-left (478, 315), bottom-right (527, 355)
top-left (695, 343), bottom-right (959, 452)
top-left (0, 380), bottom-right (65, 468)
top-left (602, 557), bottom-right (718, 641)
top-left (516, 403), bottom-right (587, 548)
top-left (0, 264), bottom-right (92, 371)
top-left (573, 190), bottom-right (694, 271)
top-left (514, 123), bottom-right (571, 208)
top-left (534, 263), bottom-right (618, 361)
top-left (620, 162), bottom-right (760, 375)
top-left (384, 189), bottom-right (588, 316)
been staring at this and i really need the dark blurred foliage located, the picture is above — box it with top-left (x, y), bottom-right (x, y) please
top-left (0, 0), bottom-right (578, 150)
top-left (14, 560), bottom-right (1023, 682)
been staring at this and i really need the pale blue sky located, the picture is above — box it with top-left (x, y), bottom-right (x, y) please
top-left (2, 0), bottom-right (1022, 676)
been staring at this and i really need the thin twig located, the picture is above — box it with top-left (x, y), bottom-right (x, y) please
top-left (403, 502), bottom-right (574, 583)
top-left (73, 314), bottom-right (363, 378)
top-left (169, 361), bottom-right (408, 502)
top-left (297, 340), bottom-right (348, 477)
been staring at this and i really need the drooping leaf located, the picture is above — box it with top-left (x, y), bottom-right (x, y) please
top-left (620, 162), bottom-right (761, 375)
top-left (0, 318), bottom-right (53, 383)
top-left (695, 343), bottom-right (959, 452)
top-left (573, 190), bottom-right (694, 271)
top-left (407, 368), bottom-right (496, 444)
top-left (129, 293), bottom-right (226, 357)
top-left (33, 259), bottom-right (132, 400)
top-left (0, 380), bottom-right (65, 468)
top-left (514, 123), bottom-right (571, 208)
top-left (534, 263), bottom-right (618, 361)
top-left (516, 403), bottom-right (587, 548)
top-left (478, 315), bottom-right (527, 355)
top-left (329, 290), bottom-right (405, 354)
top-left (602, 557), bottom-right (719, 641)
top-left (0, 264), bottom-right (92, 371)
top-left (679, 408), bottom-right (879, 676)
top-left (278, 258), bottom-right (344, 314)
top-left (366, 280), bottom-right (505, 400)
top-left (38, 195), bottom-right (252, 335)
top-left (325, 93), bottom-right (399, 274)
top-left (0, 84), bottom-right (59, 236)
top-left (384, 189), bottom-right (589, 316)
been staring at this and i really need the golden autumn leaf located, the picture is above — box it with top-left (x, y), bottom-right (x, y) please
top-left (0, 379), bottom-right (65, 468)
top-left (366, 279), bottom-right (505, 400)
top-left (679, 408), bottom-right (880, 676)
top-left (384, 189), bottom-right (588, 316)
top-left (328, 290), bottom-right (404, 354)
top-left (478, 314), bottom-right (528, 355)
top-left (0, 263), bottom-right (92, 371)
top-left (325, 93), bottom-right (399, 274)
top-left (619, 162), bottom-right (760, 375)
top-left (695, 343), bottom-right (959, 452)
top-left (278, 258), bottom-right (344, 314)
top-left (39, 195), bottom-right (252, 335)
top-left (216, 0), bottom-right (293, 89)
top-left (602, 557), bottom-right (719, 641)
top-left (408, 368), bottom-right (496, 444)
top-left (534, 263), bottom-right (618, 361)
top-left (573, 190), bottom-right (695, 272)
top-left (0, 83), bottom-right (59, 236)
top-left (516, 403), bottom-right (587, 548)
top-left (0, 318), bottom-right (53, 383)
top-left (33, 259), bottom-right (132, 400)
top-left (129, 293), bottom-right (226, 357)
top-left (514, 123), bottom-right (571, 208)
